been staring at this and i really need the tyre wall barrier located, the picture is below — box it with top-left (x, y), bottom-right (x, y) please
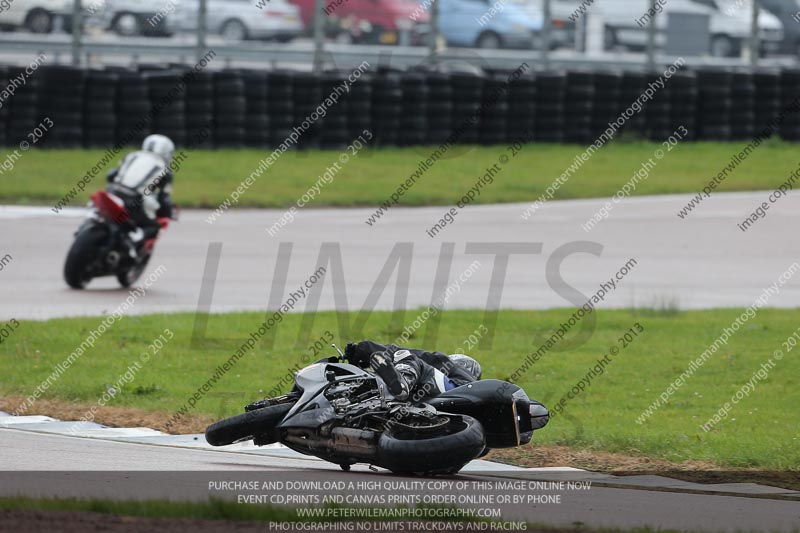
top-left (1, 64), bottom-right (799, 149)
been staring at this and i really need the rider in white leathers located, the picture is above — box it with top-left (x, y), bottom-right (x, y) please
top-left (106, 134), bottom-right (176, 243)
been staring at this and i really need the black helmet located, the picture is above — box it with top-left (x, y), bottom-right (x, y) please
top-left (448, 354), bottom-right (482, 380)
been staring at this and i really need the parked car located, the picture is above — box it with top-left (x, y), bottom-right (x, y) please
top-left (87, 0), bottom-right (175, 36)
top-left (289, 0), bottom-right (430, 46)
top-left (691, 0), bottom-right (784, 56)
top-left (176, 0), bottom-right (303, 41)
top-left (0, 0), bottom-right (71, 33)
top-left (760, 0), bottom-right (800, 54)
top-left (596, 0), bottom-right (783, 57)
top-left (518, 0), bottom-right (578, 49)
top-left (437, 0), bottom-right (543, 49)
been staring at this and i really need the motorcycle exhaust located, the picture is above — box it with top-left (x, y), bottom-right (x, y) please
top-left (330, 427), bottom-right (378, 459)
top-left (284, 428), bottom-right (377, 460)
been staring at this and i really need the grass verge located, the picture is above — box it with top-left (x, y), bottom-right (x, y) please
top-left (2, 141), bottom-right (798, 209)
top-left (1, 308), bottom-right (798, 469)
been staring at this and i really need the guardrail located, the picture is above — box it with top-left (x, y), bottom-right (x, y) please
top-left (1, 34), bottom-right (797, 72)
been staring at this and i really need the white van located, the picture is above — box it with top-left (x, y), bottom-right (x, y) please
top-left (0, 0), bottom-right (72, 33)
top-left (560, 0), bottom-right (784, 56)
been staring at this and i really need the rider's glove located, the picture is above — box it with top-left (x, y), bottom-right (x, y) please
top-left (345, 342), bottom-right (371, 368)
top-left (344, 342), bottom-right (357, 360)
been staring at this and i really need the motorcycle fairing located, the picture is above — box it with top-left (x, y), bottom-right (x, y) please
top-left (279, 362), bottom-right (373, 428)
top-left (90, 190), bottom-right (130, 224)
top-left (426, 379), bottom-right (533, 448)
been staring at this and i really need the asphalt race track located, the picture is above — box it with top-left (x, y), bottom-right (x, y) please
top-left (2, 192), bottom-right (800, 530)
top-left (1, 191), bottom-right (800, 321)
top-left (1, 424), bottom-right (799, 531)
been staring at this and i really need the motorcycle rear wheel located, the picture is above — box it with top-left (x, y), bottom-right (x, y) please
top-left (64, 226), bottom-right (106, 289)
top-left (378, 414), bottom-right (485, 475)
top-left (205, 401), bottom-right (295, 446)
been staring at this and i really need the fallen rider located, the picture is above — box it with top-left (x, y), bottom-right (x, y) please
top-left (344, 340), bottom-right (550, 430)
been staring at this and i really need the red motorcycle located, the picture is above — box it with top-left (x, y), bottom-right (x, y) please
top-left (63, 190), bottom-right (174, 289)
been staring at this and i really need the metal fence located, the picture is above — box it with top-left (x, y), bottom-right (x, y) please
top-left (0, 0), bottom-right (795, 71)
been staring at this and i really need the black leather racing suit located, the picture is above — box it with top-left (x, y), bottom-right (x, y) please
top-left (345, 340), bottom-right (476, 401)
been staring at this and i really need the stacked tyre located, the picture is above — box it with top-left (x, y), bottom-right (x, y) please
top-left (399, 71), bottom-right (427, 146)
top-left (564, 71), bottom-right (593, 143)
top-left (0, 67), bottom-right (8, 147)
top-left (371, 71), bottom-right (402, 146)
top-left (185, 70), bottom-right (215, 148)
top-left (535, 72), bottom-right (566, 143)
top-left (643, 71), bottom-right (671, 141)
top-left (267, 71), bottom-right (295, 147)
top-left (730, 71), bottom-right (756, 141)
top-left (668, 71), bottom-right (698, 141)
top-left (293, 72), bottom-right (323, 148)
top-left (618, 71), bottom-right (647, 137)
top-left (319, 72), bottom-right (350, 149)
top-left (146, 70), bottom-right (187, 147)
top-left (40, 66), bottom-right (85, 147)
top-left (347, 71), bottom-right (373, 143)
top-left (242, 70), bottom-right (270, 148)
top-left (116, 70), bottom-right (151, 147)
top-left (4, 64), bottom-right (800, 148)
top-left (696, 69), bottom-right (733, 141)
top-left (778, 69), bottom-right (800, 141)
top-left (83, 70), bottom-right (119, 148)
top-left (590, 71), bottom-right (622, 141)
top-left (214, 70), bottom-right (246, 147)
top-left (5, 65), bottom-right (42, 147)
top-left (479, 73), bottom-right (510, 145)
top-left (507, 72), bottom-right (536, 142)
top-left (426, 71), bottom-right (455, 145)
top-left (753, 69), bottom-right (781, 136)
top-left (449, 71), bottom-right (482, 144)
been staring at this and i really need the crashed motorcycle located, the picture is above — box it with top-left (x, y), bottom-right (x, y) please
top-left (63, 189), bottom-right (173, 289)
top-left (205, 346), bottom-right (550, 475)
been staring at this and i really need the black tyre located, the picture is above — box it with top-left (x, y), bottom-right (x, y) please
top-left (378, 414), bottom-right (485, 475)
top-left (711, 35), bottom-right (737, 58)
top-left (25, 9), bottom-right (53, 33)
top-left (117, 253), bottom-right (151, 288)
top-left (476, 31), bottom-right (502, 49)
top-left (221, 19), bottom-right (248, 41)
top-left (64, 226), bottom-right (106, 290)
top-left (205, 402), bottom-right (294, 446)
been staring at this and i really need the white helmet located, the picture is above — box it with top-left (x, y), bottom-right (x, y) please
top-left (449, 354), bottom-right (482, 380)
top-left (142, 134), bottom-right (175, 165)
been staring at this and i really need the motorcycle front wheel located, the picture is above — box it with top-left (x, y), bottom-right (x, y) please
top-left (117, 253), bottom-right (150, 288)
top-left (205, 400), bottom-right (295, 446)
top-left (378, 414), bottom-right (485, 475)
top-left (64, 225), bottom-right (107, 289)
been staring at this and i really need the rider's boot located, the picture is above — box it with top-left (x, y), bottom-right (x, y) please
top-left (370, 352), bottom-right (410, 400)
